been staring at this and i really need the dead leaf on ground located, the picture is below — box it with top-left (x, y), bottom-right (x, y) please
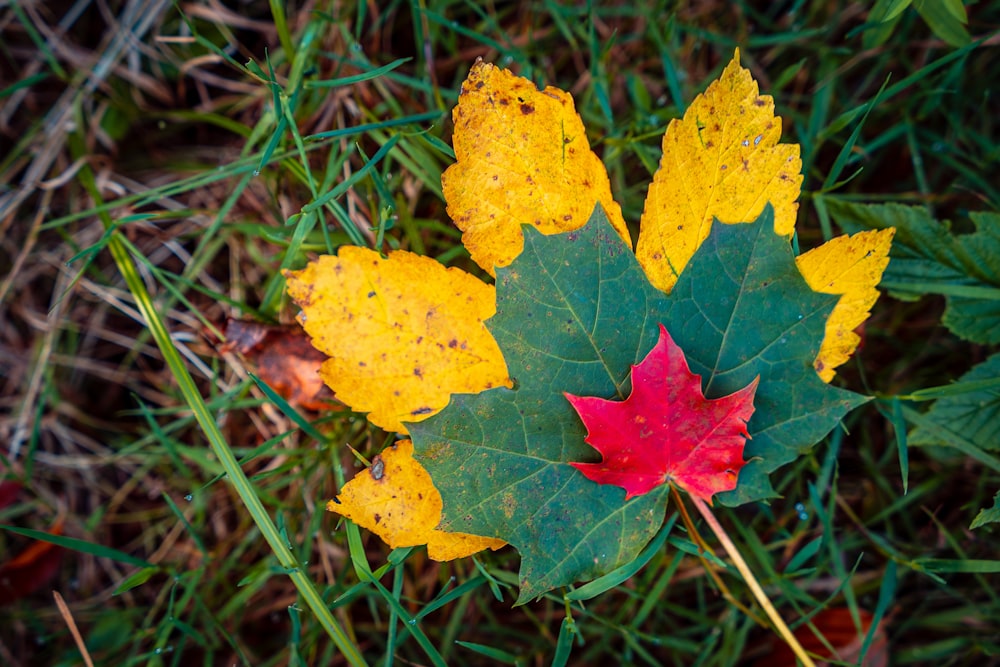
top-left (0, 480), bottom-right (23, 510)
top-left (754, 607), bottom-right (889, 667)
top-left (0, 517), bottom-right (65, 606)
top-left (222, 319), bottom-right (336, 411)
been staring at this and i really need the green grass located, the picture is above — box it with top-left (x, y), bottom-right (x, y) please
top-left (1, 1), bottom-right (999, 665)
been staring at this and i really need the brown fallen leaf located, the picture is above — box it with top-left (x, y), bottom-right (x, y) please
top-left (0, 517), bottom-right (65, 605)
top-left (222, 319), bottom-right (336, 412)
top-left (754, 607), bottom-right (889, 667)
top-left (0, 480), bottom-right (23, 510)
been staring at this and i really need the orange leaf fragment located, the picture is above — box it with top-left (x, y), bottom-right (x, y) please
top-left (754, 607), bottom-right (888, 667)
top-left (636, 48), bottom-right (803, 293)
top-left (442, 60), bottom-right (631, 275)
top-left (222, 319), bottom-right (335, 411)
top-left (284, 248), bottom-right (511, 433)
top-left (0, 517), bottom-right (64, 605)
top-left (327, 440), bottom-right (505, 560)
top-left (795, 228), bottom-right (896, 381)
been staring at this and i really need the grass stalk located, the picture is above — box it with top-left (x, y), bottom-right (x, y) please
top-left (691, 496), bottom-right (816, 667)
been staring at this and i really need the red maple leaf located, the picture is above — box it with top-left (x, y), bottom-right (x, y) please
top-left (566, 324), bottom-right (759, 503)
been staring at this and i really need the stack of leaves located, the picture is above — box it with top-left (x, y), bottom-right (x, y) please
top-left (285, 51), bottom-right (895, 601)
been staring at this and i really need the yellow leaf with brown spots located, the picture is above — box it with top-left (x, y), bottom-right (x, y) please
top-left (636, 49), bottom-right (803, 293)
top-left (284, 248), bottom-right (511, 433)
top-left (795, 228), bottom-right (896, 381)
top-left (442, 60), bottom-right (630, 275)
top-left (327, 440), bottom-right (506, 560)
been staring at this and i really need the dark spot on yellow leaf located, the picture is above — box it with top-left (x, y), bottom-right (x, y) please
top-left (373, 513), bottom-right (382, 524)
top-left (411, 406), bottom-right (433, 416)
top-left (563, 214), bottom-right (572, 221)
top-left (371, 457), bottom-right (385, 480)
top-left (448, 339), bottom-right (458, 348)
top-left (754, 97), bottom-right (765, 107)
top-left (413, 367), bottom-right (423, 378)
top-left (520, 103), bottom-right (534, 114)
top-left (367, 291), bottom-right (375, 298)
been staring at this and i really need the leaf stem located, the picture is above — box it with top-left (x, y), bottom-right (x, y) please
top-left (690, 495), bottom-right (816, 667)
top-left (670, 487), bottom-right (763, 624)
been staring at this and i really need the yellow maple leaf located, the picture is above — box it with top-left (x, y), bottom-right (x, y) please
top-left (636, 49), bottom-right (803, 293)
top-left (442, 59), bottom-right (631, 275)
top-left (795, 228), bottom-right (896, 381)
top-left (328, 440), bottom-right (506, 560)
top-left (284, 248), bottom-right (511, 433)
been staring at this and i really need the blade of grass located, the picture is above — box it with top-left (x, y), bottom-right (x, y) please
top-left (565, 513), bottom-right (677, 601)
top-left (66, 121), bottom-right (367, 665)
top-left (690, 496), bottom-right (817, 667)
top-left (0, 523), bottom-right (153, 568)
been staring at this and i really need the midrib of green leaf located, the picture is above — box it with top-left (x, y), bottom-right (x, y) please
top-left (68, 115), bottom-right (368, 667)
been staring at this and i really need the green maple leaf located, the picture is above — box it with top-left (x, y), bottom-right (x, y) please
top-left (409, 204), bottom-right (867, 602)
top-left (661, 210), bottom-right (870, 505)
